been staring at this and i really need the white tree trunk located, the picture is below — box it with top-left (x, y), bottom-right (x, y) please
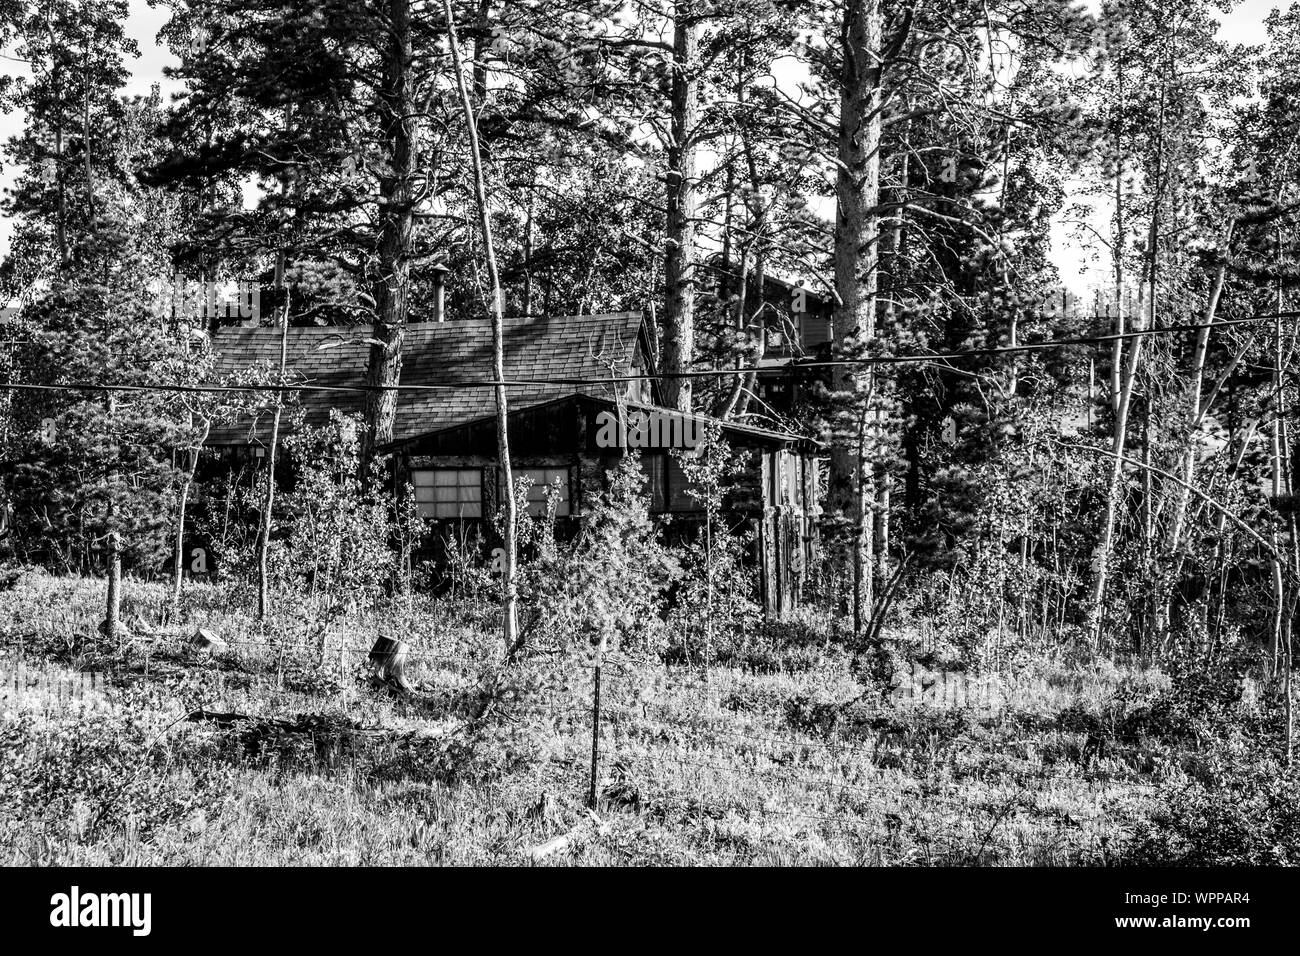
top-left (446, 0), bottom-right (519, 655)
top-left (1086, 290), bottom-right (1147, 648)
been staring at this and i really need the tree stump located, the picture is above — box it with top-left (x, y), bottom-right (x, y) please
top-left (189, 627), bottom-right (227, 654)
top-left (368, 637), bottom-right (412, 692)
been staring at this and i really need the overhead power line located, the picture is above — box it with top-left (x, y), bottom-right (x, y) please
top-left (1, 310), bottom-right (1298, 396)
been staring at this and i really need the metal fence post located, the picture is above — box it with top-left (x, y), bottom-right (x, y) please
top-left (588, 661), bottom-right (602, 809)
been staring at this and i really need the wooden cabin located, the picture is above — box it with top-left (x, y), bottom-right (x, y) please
top-left (206, 312), bottom-right (820, 616)
top-left (707, 263), bottom-right (836, 417)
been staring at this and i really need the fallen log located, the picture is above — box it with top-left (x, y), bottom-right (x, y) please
top-left (183, 708), bottom-right (445, 744)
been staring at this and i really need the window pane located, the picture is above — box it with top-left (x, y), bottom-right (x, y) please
top-left (412, 469), bottom-right (482, 518)
top-left (639, 455), bottom-right (666, 512)
top-left (506, 467), bottom-right (570, 517)
top-left (667, 455), bottom-right (698, 512)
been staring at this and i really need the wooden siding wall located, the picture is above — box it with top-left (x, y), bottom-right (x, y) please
top-left (758, 449), bottom-right (818, 617)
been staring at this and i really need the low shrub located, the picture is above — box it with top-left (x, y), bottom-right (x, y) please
top-left (704, 614), bottom-right (837, 674)
top-left (0, 709), bottom-right (234, 842)
top-left (1121, 737), bottom-right (1300, 865)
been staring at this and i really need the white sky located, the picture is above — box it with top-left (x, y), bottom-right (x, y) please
top-left (0, 0), bottom-right (1287, 297)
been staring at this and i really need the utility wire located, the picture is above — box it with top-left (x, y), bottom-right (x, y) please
top-left (1, 311), bottom-right (1298, 396)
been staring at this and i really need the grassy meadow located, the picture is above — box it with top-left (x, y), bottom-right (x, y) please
top-left (0, 569), bottom-right (1288, 866)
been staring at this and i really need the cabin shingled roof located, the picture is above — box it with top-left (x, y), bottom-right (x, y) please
top-left (205, 312), bottom-right (647, 445)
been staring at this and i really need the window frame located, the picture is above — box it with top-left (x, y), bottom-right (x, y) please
top-left (640, 452), bottom-right (704, 514)
top-left (501, 466), bottom-right (574, 518)
top-left (411, 467), bottom-right (484, 520)
top-left (641, 453), bottom-right (667, 513)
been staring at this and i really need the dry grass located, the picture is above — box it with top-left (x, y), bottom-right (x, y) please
top-left (0, 570), bottom-right (1171, 866)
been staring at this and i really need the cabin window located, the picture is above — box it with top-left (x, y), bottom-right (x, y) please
top-left (666, 454), bottom-right (700, 512)
top-left (637, 453), bottom-right (701, 513)
top-left (505, 467), bottom-right (572, 517)
top-left (639, 454), bottom-right (667, 512)
top-left (412, 468), bottom-right (482, 519)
